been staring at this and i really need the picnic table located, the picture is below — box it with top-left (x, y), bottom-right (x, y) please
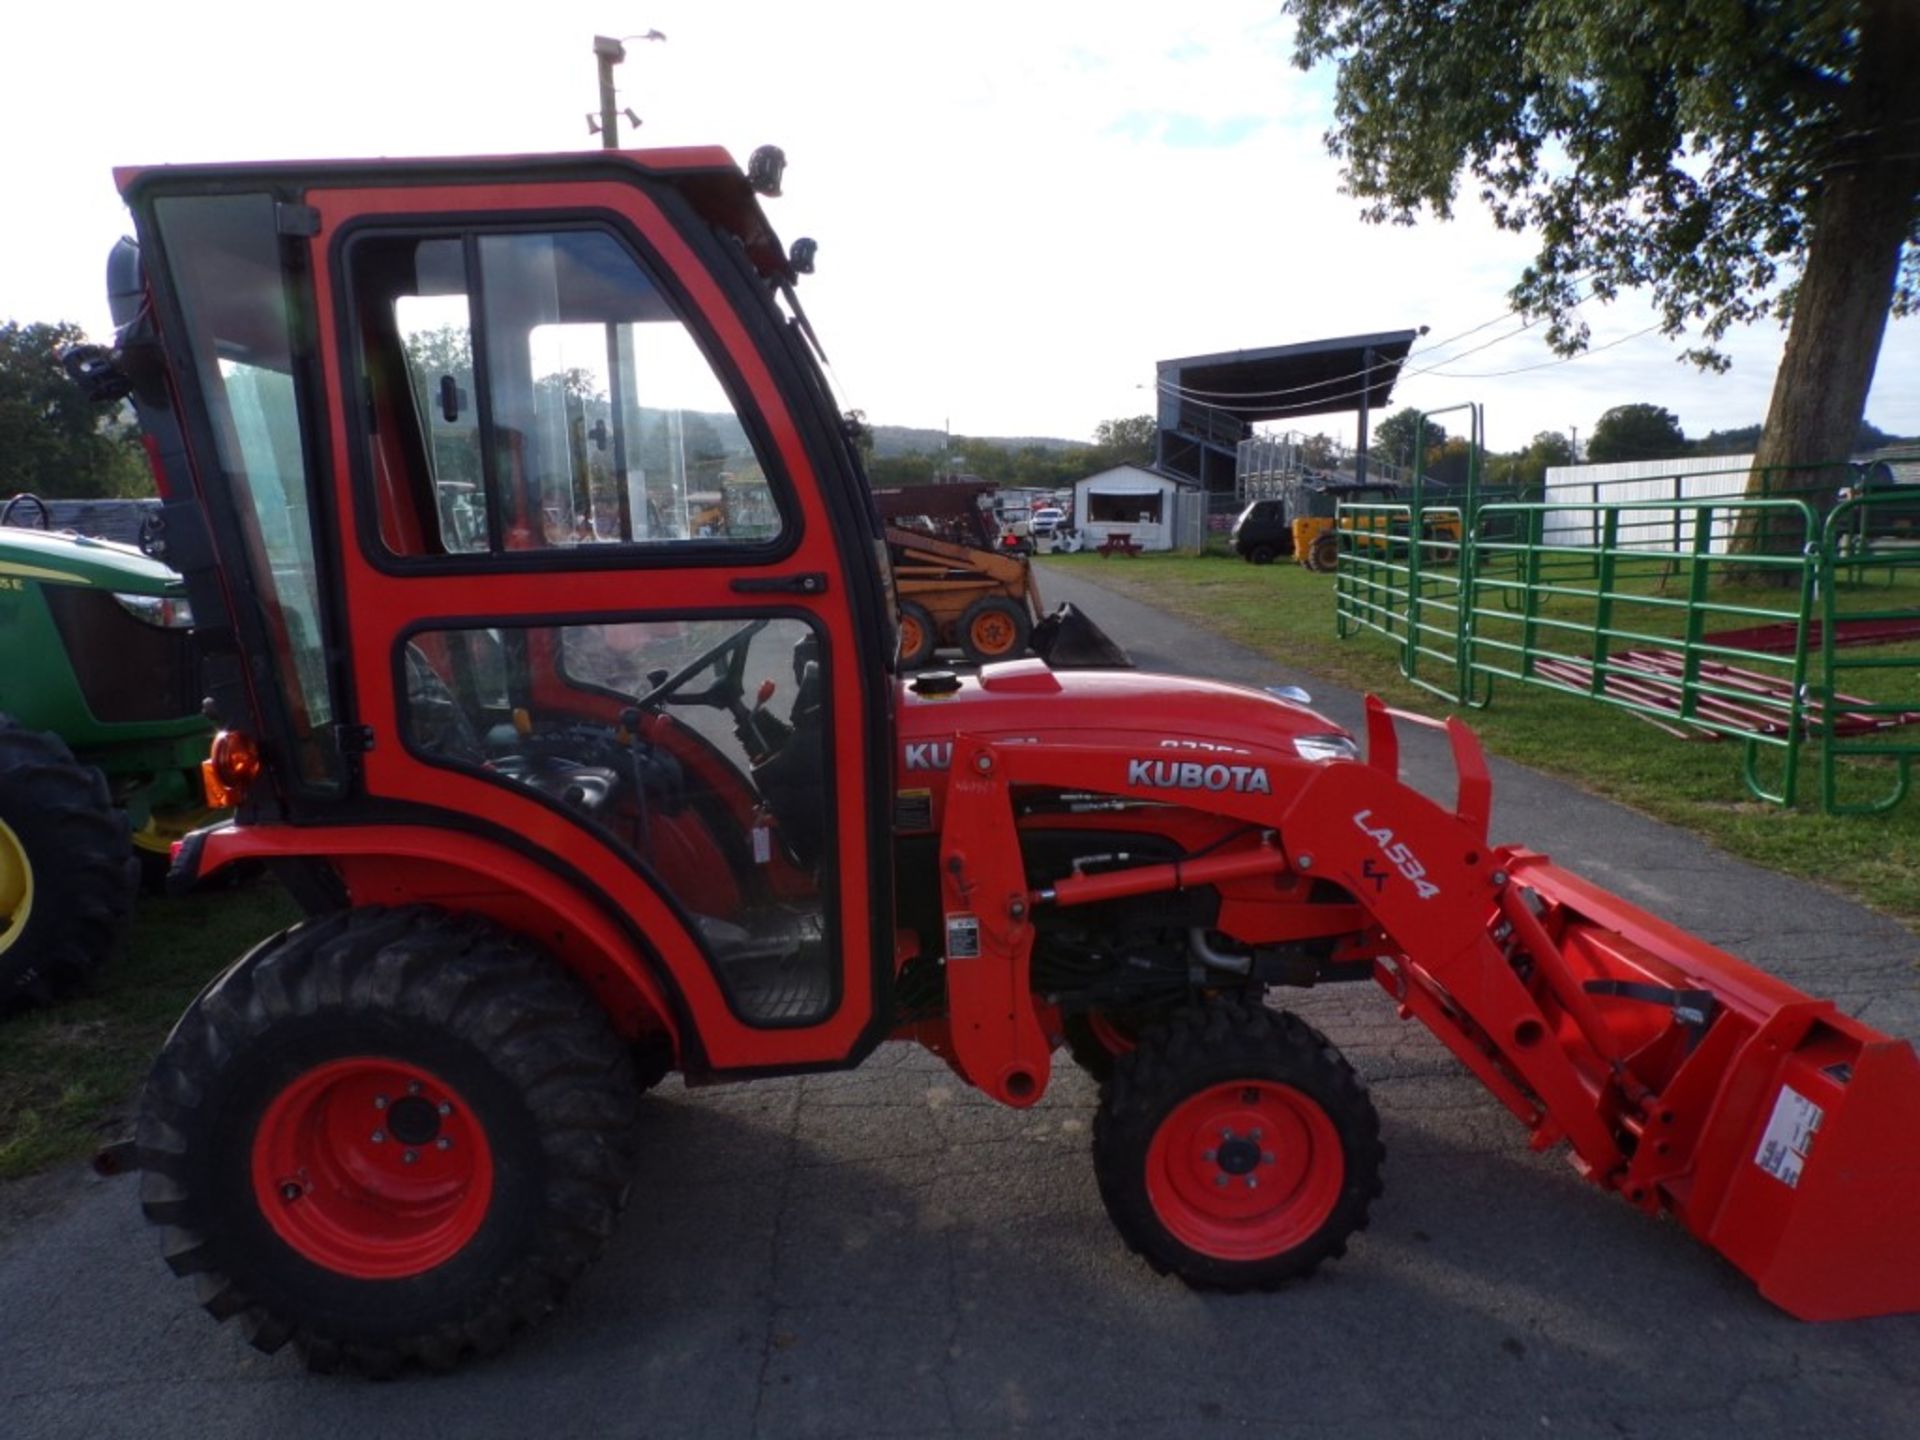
top-left (1096, 530), bottom-right (1142, 558)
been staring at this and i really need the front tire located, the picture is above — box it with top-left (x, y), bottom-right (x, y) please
top-left (959, 596), bottom-right (1031, 664)
top-left (1093, 998), bottom-right (1382, 1291)
top-left (136, 906), bottom-right (639, 1373)
top-left (897, 600), bottom-right (938, 669)
top-left (0, 717), bottom-right (137, 1005)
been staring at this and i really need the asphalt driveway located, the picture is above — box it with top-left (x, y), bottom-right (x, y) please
top-left (2, 565), bottom-right (1915, 1439)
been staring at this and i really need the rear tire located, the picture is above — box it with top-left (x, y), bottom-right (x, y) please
top-left (897, 600), bottom-right (938, 669)
top-left (0, 717), bottom-right (137, 1005)
top-left (1248, 544), bottom-right (1277, 566)
top-left (1307, 532), bottom-right (1340, 573)
top-left (1093, 997), bottom-right (1382, 1291)
top-left (136, 905), bottom-right (639, 1374)
top-left (958, 596), bottom-right (1031, 665)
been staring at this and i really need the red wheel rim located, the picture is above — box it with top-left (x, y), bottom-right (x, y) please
top-left (250, 1057), bottom-right (495, 1280)
top-left (1144, 1081), bottom-right (1342, 1261)
top-left (900, 613), bottom-right (927, 658)
top-left (971, 612), bottom-right (1018, 656)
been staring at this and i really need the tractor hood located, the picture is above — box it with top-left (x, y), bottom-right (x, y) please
top-left (893, 660), bottom-right (1355, 822)
top-left (0, 526), bottom-right (184, 596)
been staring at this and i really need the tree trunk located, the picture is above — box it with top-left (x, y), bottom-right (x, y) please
top-left (1738, 0), bottom-right (1920, 561)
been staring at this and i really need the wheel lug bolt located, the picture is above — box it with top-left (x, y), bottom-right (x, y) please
top-left (435, 1136), bottom-right (452, 1151)
top-left (1246, 1175), bottom-right (1260, 1190)
top-left (438, 1102), bottom-right (453, 1116)
top-left (1249, 1129), bottom-right (1263, 1143)
top-left (1202, 1148), bottom-right (1216, 1162)
top-left (280, 1182), bottom-right (302, 1201)
top-left (374, 1095), bottom-right (388, 1110)
top-left (1214, 1174), bottom-right (1230, 1188)
top-left (370, 1130), bottom-right (386, 1144)
top-left (403, 1149), bottom-right (418, 1165)
top-left (407, 1081), bottom-right (423, 1096)
top-left (1220, 1129), bottom-right (1235, 1142)
top-left (1262, 1152), bottom-right (1275, 1166)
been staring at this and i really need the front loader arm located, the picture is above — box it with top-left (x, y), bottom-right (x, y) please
top-left (932, 699), bottom-right (1920, 1321)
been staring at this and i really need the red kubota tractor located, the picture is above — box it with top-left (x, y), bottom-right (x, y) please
top-left (84, 145), bottom-right (1920, 1374)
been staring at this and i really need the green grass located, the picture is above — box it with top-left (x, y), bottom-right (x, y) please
top-left (0, 883), bottom-right (300, 1179)
top-left (1045, 550), bottom-right (1920, 925)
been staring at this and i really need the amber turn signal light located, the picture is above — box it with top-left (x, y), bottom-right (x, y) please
top-left (201, 729), bottom-right (262, 808)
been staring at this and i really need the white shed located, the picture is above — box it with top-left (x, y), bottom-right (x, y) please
top-left (1072, 464), bottom-right (1191, 552)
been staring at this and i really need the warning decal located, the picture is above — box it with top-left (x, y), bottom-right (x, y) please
top-left (1753, 1085), bottom-right (1824, 1189)
top-left (945, 913), bottom-right (981, 961)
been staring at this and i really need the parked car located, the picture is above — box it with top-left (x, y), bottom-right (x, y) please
top-left (1029, 506), bottom-right (1067, 538)
top-left (1230, 498), bottom-right (1292, 564)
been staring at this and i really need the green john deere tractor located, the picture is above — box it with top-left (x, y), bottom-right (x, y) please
top-left (0, 496), bottom-right (214, 1005)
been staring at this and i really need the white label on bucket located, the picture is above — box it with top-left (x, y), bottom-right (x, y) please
top-left (1754, 1085), bottom-right (1823, 1189)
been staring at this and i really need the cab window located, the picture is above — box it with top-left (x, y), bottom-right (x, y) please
top-left (349, 226), bottom-right (784, 559)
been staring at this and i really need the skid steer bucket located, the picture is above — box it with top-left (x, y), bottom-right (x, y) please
top-left (1029, 602), bottom-right (1132, 669)
top-left (1339, 699), bottom-right (1920, 1321)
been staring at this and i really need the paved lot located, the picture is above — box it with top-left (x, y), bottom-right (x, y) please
top-left (3, 566), bottom-right (1916, 1439)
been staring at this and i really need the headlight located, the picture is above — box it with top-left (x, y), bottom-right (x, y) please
top-left (1292, 732), bottom-right (1360, 763)
top-left (112, 591), bottom-right (195, 628)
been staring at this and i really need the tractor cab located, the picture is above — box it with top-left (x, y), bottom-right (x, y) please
top-left (110, 152), bottom-right (899, 1063)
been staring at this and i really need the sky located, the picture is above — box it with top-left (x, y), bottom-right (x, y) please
top-left (2, 1), bottom-right (1913, 454)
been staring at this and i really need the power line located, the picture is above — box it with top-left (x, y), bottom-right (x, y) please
top-left (1421, 323), bottom-right (1663, 379)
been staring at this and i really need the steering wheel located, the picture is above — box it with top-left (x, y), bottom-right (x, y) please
top-left (634, 619), bottom-right (769, 715)
top-left (1, 493), bottom-right (51, 529)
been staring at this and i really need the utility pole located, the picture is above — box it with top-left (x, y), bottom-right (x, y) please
top-left (593, 36), bottom-right (625, 150)
top-left (1569, 424), bottom-right (1580, 463)
top-left (590, 30), bottom-right (666, 150)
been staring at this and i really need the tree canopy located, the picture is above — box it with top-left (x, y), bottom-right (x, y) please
top-left (1288, 0), bottom-right (1920, 496)
top-left (0, 320), bottom-right (150, 499)
top-left (1585, 404), bottom-right (1689, 464)
top-left (1370, 406), bottom-right (1447, 472)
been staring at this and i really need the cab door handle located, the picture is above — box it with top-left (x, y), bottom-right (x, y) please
top-left (730, 572), bottom-right (828, 596)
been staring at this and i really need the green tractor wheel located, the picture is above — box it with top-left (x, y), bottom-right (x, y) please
top-left (0, 718), bottom-right (139, 1005)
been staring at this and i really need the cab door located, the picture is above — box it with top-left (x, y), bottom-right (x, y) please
top-left (303, 163), bottom-right (893, 1074)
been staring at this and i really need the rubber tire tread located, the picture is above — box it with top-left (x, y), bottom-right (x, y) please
top-left (958, 596), bottom-right (1032, 665)
top-left (897, 600), bottom-right (939, 669)
top-left (136, 904), bottom-right (639, 1375)
top-left (1093, 996), bottom-right (1383, 1291)
top-left (1307, 532), bottom-right (1340, 573)
top-left (0, 715), bottom-right (137, 1005)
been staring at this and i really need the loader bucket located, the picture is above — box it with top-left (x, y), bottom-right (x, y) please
top-left (1339, 699), bottom-right (1920, 1321)
top-left (1029, 603), bottom-right (1132, 669)
top-left (1501, 856), bottom-right (1920, 1321)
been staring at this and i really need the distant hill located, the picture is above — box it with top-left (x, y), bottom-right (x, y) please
top-left (870, 424), bottom-right (1085, 459)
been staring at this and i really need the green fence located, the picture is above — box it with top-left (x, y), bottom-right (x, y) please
top-left (1332, 456), bottom-right (1920, 812)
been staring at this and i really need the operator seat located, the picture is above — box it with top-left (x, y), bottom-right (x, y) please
top-left (750, 651), bottom-right (827, 868)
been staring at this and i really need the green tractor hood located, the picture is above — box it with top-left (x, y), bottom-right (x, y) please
top-left (0, 526), bottom-right (187, 597)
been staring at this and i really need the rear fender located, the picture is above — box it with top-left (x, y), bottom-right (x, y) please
top-left (188, 823), bottom-right (680, 1052)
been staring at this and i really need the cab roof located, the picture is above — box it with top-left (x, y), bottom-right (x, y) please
top-left (114, 147), bottom-right (796, 284)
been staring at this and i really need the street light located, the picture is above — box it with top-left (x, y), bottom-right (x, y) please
top-left (589, 30), bottom-right (667, 150)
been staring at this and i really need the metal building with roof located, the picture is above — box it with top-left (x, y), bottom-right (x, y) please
top-left (1155, 329), bottom-right (1421, 492)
